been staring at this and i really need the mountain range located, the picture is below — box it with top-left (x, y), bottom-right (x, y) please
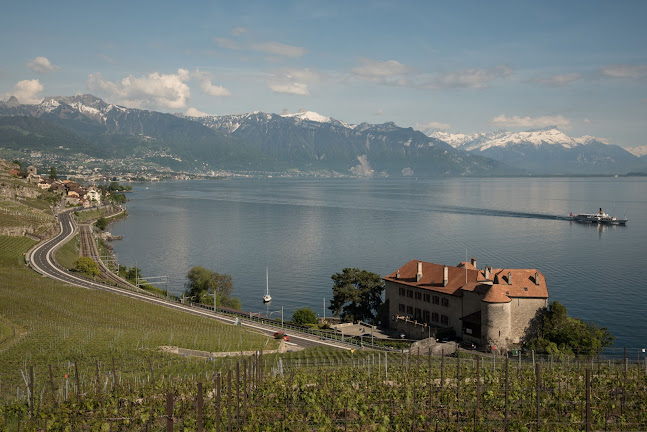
top-left (0, 94), bottom-right (644, 176)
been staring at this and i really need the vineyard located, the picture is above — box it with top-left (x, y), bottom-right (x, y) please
top-left (1, 347), bottom-right (647, 431)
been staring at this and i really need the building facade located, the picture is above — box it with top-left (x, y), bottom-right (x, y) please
top-left (383, 258), bottom-right (548, 350)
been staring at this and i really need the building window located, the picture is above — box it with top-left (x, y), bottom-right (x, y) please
top-left (406, 306), bottom-right (413, 315)
top-left (423, 310), bottom-right (430, 323)
top-left (423, 293), bottom-right (431, 303)
top-left (432, 312), bottom-right (439, 322)
top-left (399, 287), bottom-right (405, 296)
top-left (398, 303), bottom-right (405, 313)
top-left (415, 308), bottom-right (421, 320)
top-left (432, 296), bottom-right (439, 305)
top-left (441, 298), bottom-right (449, 307)
top-left (441, 315), bottom-right (449, 325)
top-left (415, 291), bottom-right (422, 300)
top-left (407, 290), bottom-right (413, 298)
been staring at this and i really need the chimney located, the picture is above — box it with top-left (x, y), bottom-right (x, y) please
top-left (534, 271), bottom-right (540, 286)
top-left (416, 262), bottom-right (423, 282)
top-left (507, 271), bottom-right (512, 285)
top-left (471, 257), bottom-right (476, 267)
top-left (484, 266), bottom-right (490, 280)
top-left (396, 270), bottom-right (400, 279)
top-left (443, 265), bottom-right (449, 287)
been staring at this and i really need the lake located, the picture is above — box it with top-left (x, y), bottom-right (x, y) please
top-left (110, 177), bottom-right (647, 350)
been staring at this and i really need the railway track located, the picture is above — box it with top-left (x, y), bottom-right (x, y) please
top-left (78, 223), bottom-right (132, 288)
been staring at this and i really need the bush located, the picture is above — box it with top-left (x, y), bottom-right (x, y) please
top-left (292, 307), bottom-right (318, 325)
top-left (74, 257), bottom-right (99, 277)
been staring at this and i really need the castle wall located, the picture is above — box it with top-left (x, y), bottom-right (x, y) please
top-left (481, 302), bottom-right (511, 349)
top-left (508, 297), bottom-right (548, 343)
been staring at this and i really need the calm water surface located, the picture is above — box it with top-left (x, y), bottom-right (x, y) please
top-left (110, 177), bottom-right (647, 349)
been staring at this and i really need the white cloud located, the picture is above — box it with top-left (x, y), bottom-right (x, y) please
top-left (491, 114), bottom-right (571, 129)
top-left (231, 27), bottom-right (247, 36)
top-left (531, 73), bottom-right (582, 86)
top-left (415, 121), bottom-right (450, 130)
top-left (214, 36), bottom-right (306, 59)
top-left (186, 107), bottom-right (210, 117)
top-left (351, 58), bottom-right (411, 83)
top-left (250, 41), bottom-right (306, 58)
top-left (27, 56), bottom-right (59, 74)
top-left (268, 68), bottom-right (322, 96)
top-left (214, 37), bottom-right (241, 50)
top-left (4, 79), bottom-right (44, 104)
top-left (87, 69), bottom-right (191, 109)
top-left (427, 65), bottom-right (511, 89)
top-left (600, 64), bottom-right (647, 79)
top-left (192, 69), bottom-right (231, 97)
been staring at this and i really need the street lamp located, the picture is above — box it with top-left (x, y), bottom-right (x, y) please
top-left (269, 306), bottom-right (284, 329)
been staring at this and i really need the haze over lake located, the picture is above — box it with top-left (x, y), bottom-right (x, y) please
top-left (110, 177), bottom-right (647, 350)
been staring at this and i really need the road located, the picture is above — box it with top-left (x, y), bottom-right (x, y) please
top-left (26, 210), bottom-right (353, 351)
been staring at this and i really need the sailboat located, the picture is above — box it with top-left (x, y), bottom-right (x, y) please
top-left (263, 267), bottom-right (272, 303)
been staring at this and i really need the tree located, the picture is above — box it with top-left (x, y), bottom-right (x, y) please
top-left (74, 257), bottom-right (99, 277)
top-left (184, 266), bottom-right (239, 308)
top-left (292, 307), bottom-right (318, 325)
top-left (95, 217), bottom-right (108, 230)
top-left (329, 268), bottom-right (384, 323)
top-left (49, 166), bottom-right (57, 180)
top-left (523, 301), bottom-right (614, 356)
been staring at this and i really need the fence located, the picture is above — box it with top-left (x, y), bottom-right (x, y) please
top-left (3, 348), bottom-right (647, 431)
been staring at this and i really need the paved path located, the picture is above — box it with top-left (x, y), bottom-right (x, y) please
top-left (26, 210), bottom-right (355, 351)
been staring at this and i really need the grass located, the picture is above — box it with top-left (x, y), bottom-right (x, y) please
top-left (0, 234), bottom-right (275, 402)
top-left (54, 233), bottom-right (79, 269)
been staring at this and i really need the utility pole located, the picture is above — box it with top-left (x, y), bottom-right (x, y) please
top-left (323, 298), bottom-right (325, 320)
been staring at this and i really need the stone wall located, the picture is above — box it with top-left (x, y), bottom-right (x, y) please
top-left (508, 297), bottom-right (547, 343)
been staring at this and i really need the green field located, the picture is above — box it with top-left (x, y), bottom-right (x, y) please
top-left (0, 235), bottom-right (274, 401)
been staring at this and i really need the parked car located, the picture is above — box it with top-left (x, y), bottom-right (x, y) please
top-left (460, 341), bottom-right (476, 350)
top-left (273, 332), bottom-right (290, 341)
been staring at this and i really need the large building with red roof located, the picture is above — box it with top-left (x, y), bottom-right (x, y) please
top-left (383, 258), bottom-right (549, 350)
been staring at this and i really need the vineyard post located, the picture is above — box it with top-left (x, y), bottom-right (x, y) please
top-left (197, 382), bottom-right (203, 432)
top-left (166, 392), bottom-right (173, 432)
top-left (227, 369), bottom-right (232, 432)
top-left (216, 373), bottom-right (221, 432)
top-left (535, 363), bottom-right (541, 431)
top-left (385, 352), bottom-right (388, 380)
top-left (504, 357), bottom-right (509, 431)
top-left (74, 362), bottom-right (80, 403)
top-left (440, 350), bottom-right (444, 389)
top-left (95, 359), bottom-right (101, 399)
top-left (111, 357), bottom-right (116, 392)
top-left (456, 351), bottom-right (460, 425)
top-left (29, 365), bottom-right (34, 419)
top-left (236, 361), bottom-right (240, 430)
top-left (428, 350), bottom-right (432, 427)
top-left (585, 369), bottom-right (591, 432)
top-left (476, 356), bottom-right (480, 414)
top-left (48, 365), bottom-right (57, 407)
top-left (148, 358), bottom-right (155, 387)
top-left (242, 358), bottom-right (247, 416)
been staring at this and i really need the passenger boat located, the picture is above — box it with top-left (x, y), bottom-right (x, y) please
top-left (569, 208), bottom-right (627, 225)
top-left (263, 267), bottom-right (272, 303)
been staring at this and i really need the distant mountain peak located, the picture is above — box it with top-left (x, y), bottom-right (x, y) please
top-left (5, 96), bottom-right (20, 107)
top-left (280, 110), bottom-right (331, 123)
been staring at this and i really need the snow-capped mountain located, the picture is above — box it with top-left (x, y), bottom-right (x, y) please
top-left (0, 95), bottom-right (510, 176)
top-left (627, 145), bottom-right (647, 158)
top-left (190, 110), bottom-right (508, 176)
top-left (426, 128), bottom-right (641, 175)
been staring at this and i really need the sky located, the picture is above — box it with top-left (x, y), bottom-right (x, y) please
top-left (1, 0), bottom-right (646, 148)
